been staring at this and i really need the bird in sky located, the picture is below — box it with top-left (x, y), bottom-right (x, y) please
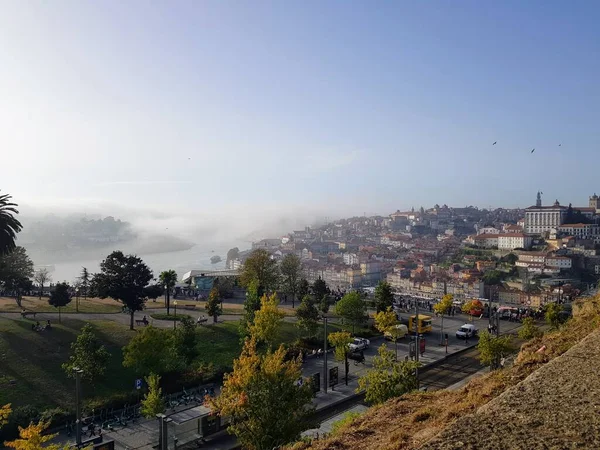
top-left (558, 144), bottom-right (562, 147)
top-left (531, 148), bottom-right (535, 153)
top-left (492, 141), bottom-right (497, 145)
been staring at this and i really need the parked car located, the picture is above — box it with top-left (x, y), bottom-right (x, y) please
top-left (348, 337), bottom-right (370, 352)
top-left (384, 324), bottom-right (409, 341)
top-left (456, 324), bottom-right (478, 339)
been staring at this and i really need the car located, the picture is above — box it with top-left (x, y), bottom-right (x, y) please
top-left (456, 324), bottom-right (478, 339)
top-left (348, 337), bottom-right (370, 352)
top-left (384, 324), bottom-right (409, 341)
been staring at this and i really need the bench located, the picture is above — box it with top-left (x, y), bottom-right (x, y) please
top-left (135, 319), bottom-right (149, 326)
top-left (21, 311), bottom-right (36, 319)
top-left (196, 317), bottom-right (208, 326)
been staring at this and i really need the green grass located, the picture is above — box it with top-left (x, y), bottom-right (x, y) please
top-left (0, 296), bottom-right (122, 313)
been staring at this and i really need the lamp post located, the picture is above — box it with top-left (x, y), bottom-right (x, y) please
top-left (173, 300), bottom-right (178, 329)
top-left (75, 288), bottom-right (80, 313)
top-left (73, 367), bottom-right (83, 447)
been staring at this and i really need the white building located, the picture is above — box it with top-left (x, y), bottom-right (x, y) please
top-left (524, 201), bottom-right (567, 235)
top-left (343, 252), bottom-right (359, 266)
top-left (545, 256), bottom-right (572, 269)
top-left (477, 226), bottom-right (501, 235)
top-left (497, 234), bottom-right (533, 250)
top-left (471, 234), bottom-right (499, 248)
top-left (557, 223), bottom-right (600, 239)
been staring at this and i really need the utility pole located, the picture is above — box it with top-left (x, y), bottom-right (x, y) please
top-left (323, 317), bottom-right (328, 394)
top-left (414, 300), bottom-right (419, 388)
top-left (73, 368), bottom-right (83, 448)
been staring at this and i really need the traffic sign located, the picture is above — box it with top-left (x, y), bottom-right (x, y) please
top-left (135, 379), bottom-right (143, 390)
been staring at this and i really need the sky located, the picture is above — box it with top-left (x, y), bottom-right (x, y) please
top-left (1, 1), bottom-right (600, 232)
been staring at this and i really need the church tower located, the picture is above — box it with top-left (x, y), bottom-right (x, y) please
top-left (590, 193), bottom-right (600, 210)
top-left (536, 191), bottom-right (542, 207)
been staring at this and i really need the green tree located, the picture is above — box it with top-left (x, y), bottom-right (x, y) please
top-left (357, 345), bottom-right (420, 405)
top-left (249, 293), bottom-right (285, 348)
top-left (518, 317), bottom-right (542, 340)
top-left (48, 282), bottom-right (71, 323)
top-left (140, 373), bottom-right (165, 418)
top-left (33, 268), bottom-right (51, 300)
top-left (207, 338), bottom-right (314, 450)
top-left (205, 286), bottom-right (222, 323)
top-left (374, 307), bottom-right (400, 360)
top-left (93, 251), bottom-right (154, 330)
top-left (335, 291), bottom-right (367, 333)
top-left (62, 324), bottom-right (110, 382)
top-left (545, 302), bottom-right (564, 329)
top-left (158, 270), bottom-right (178, 315)
top-left (374, 281), bottom-right (394, 313)
top-left (295, 295), bottom-right (319, 339)
top-left (297, 278), bottom-right (310, 300)
top-left (174, 316), bottom-right (198, 365)
top-left (280, 253), bottom-right (302, 308)
top-left (319, 295), bottom-right (330, 314)
top-left (0, 246), bottom-right (34, 307)
top-left (240, 279), bottom-right (261, 337)
top-left (239, 249), bottom-right (279, 295)
top-left (433, 294), bottom-right (454, 345)
top-left (312, 278), bottom-right (328, 300)
top-left (328, 331), bottom-right (353, 385)
top-left (123, 326), bottom-right (182, 375)
top-left (477, 331), bottom-right (513, 369)
top-left (79, 267), bottom-right (91, 301)
top-left (0, 192), bottom-right (23, 256)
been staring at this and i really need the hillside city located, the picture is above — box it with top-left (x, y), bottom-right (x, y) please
top-left (226, 192), bottom-right (600, 309)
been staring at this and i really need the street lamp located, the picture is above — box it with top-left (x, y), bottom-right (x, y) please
top-left (75, 288), bottom-right (80, 313)
top-left (73, 367), bottom-right (84, 447)
top-left (173, 300), bottom-right (178, 329)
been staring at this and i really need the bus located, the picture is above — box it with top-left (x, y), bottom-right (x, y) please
top-left (409, 314), bottom-right (433, 334)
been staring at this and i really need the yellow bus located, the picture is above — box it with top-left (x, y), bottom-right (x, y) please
top-left (409, 314), bottom-right (433, 334)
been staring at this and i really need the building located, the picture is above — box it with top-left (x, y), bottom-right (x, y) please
top-left (590, 194), bottom-right (600, 211)
top-left (343, 252), bottom-right (359, 266)
top-left (524, 200), bottom-right (567, 235)
top-left (470, 234), bottom-right (499, 248)
top-left (545, 256), bottom-right (572, 270)
top-left (497, 233), bottom-right (533, 250)
top-left (557, 223), bottom-right (600, 240)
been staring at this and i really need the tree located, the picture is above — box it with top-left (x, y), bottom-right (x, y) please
top-left (62, 324), bottom-right (110, 383)
top-left (79, 267), bottom-right (91, 301)
top-left (374, 281), bottom-right (394, 313)
top-left (158, 270), bottom-right (178, 315)
top-left (33, 269), bottom-right (51, 299)
top-left (123, 326), bottom-right (182, 375)
top-left (93, 251), bottom-right (154, 330)
top-left (461, 299), bottom-right (483, 318)
top-left (206, 338), bottom-right (314, 450)
top-left (319, 295), bottom-right (330, 314)
top-left (545, 302), bottom-right (564, 329)
top-left (297, 278), bottom-right (310, 300)
top-left (358, 345), bottom-right (420, 405)
top-left (312, 278), bottom-right (329, 300)
top-left (141, 373), bottom-right (165, 418)
top-left (295, 295), bottom-right (319, 339)
top-left (4, 420), bottom-right (71, 450)
top-left (335, 291), bottom-right (367, 333)
top-left (48, 282), bottom-right (71, 323)
top-left (328, 331), bottom-right (353, 385)
top-left (173, 317), bottom-right (198, 365)
top-left (518, 317), bottom-right (542, 340)
top-left (1, 403), bottom-right (10, 428)
top-left (240, 279), bottom-right (261, 337)
top-left (0, 192), bottom-right (23, 256)
top-left (280, 254), bottom-right (302, 308)
top-left (226, 247), bottom-right (240, 266)
top-left (433, 294), bottom-right (454, 345)
top-left (239, 249), bottom-right (279, 295)
top-left (0, 247), bottom-right (34, 307)
top-left (249, 293), bottom-right (285, 348)
top-left (374, 307), bottom-right (400, 360)
top-left (477, 331), bottom-right (513, 369)
top-left (482, 270), bottom-right (505, 285)
top-left (205, 287), bottom-right (222, 323)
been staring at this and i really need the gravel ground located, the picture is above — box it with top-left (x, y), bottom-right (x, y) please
top-left (420, 328), bottom-right (600, 450)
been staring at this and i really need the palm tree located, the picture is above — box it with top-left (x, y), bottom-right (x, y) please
top-left (0, 192), bottom-right (23, 256)
top-left (159, 270), bottom-right (178, 315)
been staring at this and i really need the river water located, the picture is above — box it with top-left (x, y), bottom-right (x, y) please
top-left (45, 242), bottom-right (246, 282)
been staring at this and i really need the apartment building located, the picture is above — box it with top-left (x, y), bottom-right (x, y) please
top-left (524, 202), bottom-right (567, 234)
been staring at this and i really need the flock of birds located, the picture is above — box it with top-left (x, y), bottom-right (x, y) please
top-left (492, 141), bottom-right (562, 154)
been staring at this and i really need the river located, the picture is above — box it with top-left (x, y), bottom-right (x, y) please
top-left (44, 242), bottom-right (247, 282)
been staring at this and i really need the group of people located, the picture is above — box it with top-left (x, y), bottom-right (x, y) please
top-left (31, 320), bottom-right (51, 332)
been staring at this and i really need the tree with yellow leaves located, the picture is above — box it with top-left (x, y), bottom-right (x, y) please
top-left (4, 420), bottom-right (72, 450)
top-left (1, 403), bottom-right (11, 428)
top-left (249, 293), bottom-right (285, 348)
top-left (328, 331), bottom-right (353, 385)
top-left (206, 337), bottom-right (314, 450)
top-left (433, 294), bottom-right (454, 345)
top-left (374, 307), bottom-right (401, 360)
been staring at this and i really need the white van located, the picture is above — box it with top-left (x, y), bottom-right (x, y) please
top-left (384, 324), bottom-right (409, 341)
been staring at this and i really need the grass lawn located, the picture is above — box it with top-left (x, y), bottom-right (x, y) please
top-left (0, 296), bottom-right (122, 314)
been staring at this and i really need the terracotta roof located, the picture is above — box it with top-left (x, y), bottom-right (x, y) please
top-left (559, 223), bottom-right (592, 228)
top-left (498, 233), bottom-right (527, 238)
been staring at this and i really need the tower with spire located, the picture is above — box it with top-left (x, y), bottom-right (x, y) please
top-left (536, 191), bottom-right (542, 207)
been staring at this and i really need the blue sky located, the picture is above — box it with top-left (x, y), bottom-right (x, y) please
top-left (1, 1), bottom-right (599, 224)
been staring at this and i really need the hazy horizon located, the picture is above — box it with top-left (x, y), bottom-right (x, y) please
top-left (2, 1), bottom-right (600, 228)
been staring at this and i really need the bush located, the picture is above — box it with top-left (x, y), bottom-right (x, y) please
top-left (0, 405), bottom-right (40, 442)
top-left (150, 313), bottom-right (192, 322)
top-left (518, 317), bottom-right (542, 340)
top-left (331, 411), bottom-right (362, 435)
